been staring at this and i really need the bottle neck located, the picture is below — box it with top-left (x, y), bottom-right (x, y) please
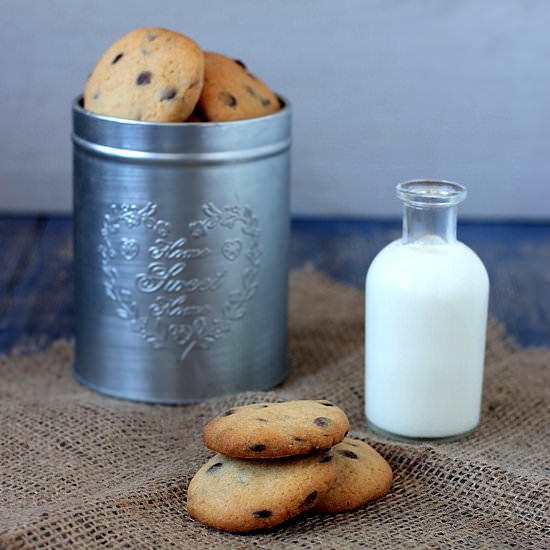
top-left (402, 203), bottom-right (458, 244)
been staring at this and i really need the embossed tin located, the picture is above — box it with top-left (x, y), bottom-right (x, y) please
top-left (72, 97), bottom-right (291, 403)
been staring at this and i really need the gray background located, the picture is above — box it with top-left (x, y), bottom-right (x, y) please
top-left (1, 0), bottom-right (549, 218)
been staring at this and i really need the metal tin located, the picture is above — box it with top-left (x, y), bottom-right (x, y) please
top-left (72, 97), bottom-right (291, 403)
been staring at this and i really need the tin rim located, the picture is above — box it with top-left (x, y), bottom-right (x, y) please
top-left (72, 95), bottom-right (290, 127)
top-left (72, 95), bottom-right (291, 163)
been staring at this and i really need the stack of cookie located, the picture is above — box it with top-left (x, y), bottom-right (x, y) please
top-left (84, 27), bottom-right (281, 123)
top-left (187, 400), bottom-right (393, 533)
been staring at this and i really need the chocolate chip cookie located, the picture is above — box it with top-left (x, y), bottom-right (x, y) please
top-left (197, 52), bottom-right (280, 121)
top-left (84, 27), bottom-right (204, 121)
top-left (314, 438), bottom-right (393, 513)
top-left (203, 400), bottom-right (350, 458)
top-left (187, 451), bottom-right (336, 532)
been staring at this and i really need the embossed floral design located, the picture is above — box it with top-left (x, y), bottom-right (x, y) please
top-left (98, 201), bottom-right (261, 361)
top-left (120, 238), bottom-right (139, 261)
top-left (189, 221), bottom-right (207, 239)
top-left (222, 239), bottom-right (243, 261)
top-left (153, 220), bottom-right (171, 238)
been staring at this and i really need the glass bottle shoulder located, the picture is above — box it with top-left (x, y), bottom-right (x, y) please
top-left (366, 237), bottom-right (489, 293)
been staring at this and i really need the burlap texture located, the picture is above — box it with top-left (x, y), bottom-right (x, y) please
top-left (0, 270), bottom-right (548, 549)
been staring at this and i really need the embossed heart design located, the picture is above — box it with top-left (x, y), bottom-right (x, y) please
top-left (98, 201), bottom-right (262, 361)
top-left (222, 239), bottom-right (243, 261)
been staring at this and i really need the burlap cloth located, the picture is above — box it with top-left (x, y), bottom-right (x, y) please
top-left (1, 270), bottom-right (548, 549)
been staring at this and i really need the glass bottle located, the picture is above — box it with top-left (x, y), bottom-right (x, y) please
top-left (365, 180), bottom-right (489, 440)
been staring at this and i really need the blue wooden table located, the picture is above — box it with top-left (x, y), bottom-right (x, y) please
top-left (1, 216), bottom-right (549, 351)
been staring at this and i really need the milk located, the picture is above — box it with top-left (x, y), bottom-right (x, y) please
top-left (365, 181), bottom-right (489, 439)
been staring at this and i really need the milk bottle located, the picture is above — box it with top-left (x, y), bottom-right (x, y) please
top-left (365, 180), bottom-right (489, 439)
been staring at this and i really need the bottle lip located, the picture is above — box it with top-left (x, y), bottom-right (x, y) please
top-left (396, 179), bottom-right (467, 207)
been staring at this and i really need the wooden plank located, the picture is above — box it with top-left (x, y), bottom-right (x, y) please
top-left (290, 219), bottom-right (550, 347)
top-left (1, 216), bottom-right (549, 351)
top-left (0, 217), bottom-right (41, 348)
top-left (0, 217), bottom-right (72, 350)
top-left (0, 217), bottom-right (40, 298)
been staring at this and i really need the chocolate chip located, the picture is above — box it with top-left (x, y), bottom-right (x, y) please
top-left (313, 417), bottom-right (330, 428)
top-left (244, 85), bottom-right (256, 97)
top-left (249, 444), bottom-right (266, 452)
top-left (252, 510), bottom-right (272, 518)
top-left (256, 418), bottom-right (268, 422)
top-left (206, 462), bottom-right (223, 474)
top-left (136, 71), bottom-right (152, 86)
top-left (112, 53), bottom-right (123, 64)
top-left (261, 98), bottom-right (271, 107)
top-left (344, 431), bottom-right (349, 437)
top-left (219, 91), bottom-right (237, 107)
top-left (300, 491), bottom-right (318, 508)
top-left (319, 455), bottom-right (333, 463)
top-left (234, 59), bottom-right (247, 69)
top-left (222, 409), bottom-right (235, 416)
top-left (319, 401), bottom-right (335, 407)
top-left (160, 88), bottom-right (177, 101)
top-left (338, 449), bottom-right (358, 459)
top-left (293, 437), bottom-right (305, 442)
top-left (148, 32), bottom-right (157, 41)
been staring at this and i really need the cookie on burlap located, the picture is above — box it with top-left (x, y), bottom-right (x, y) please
top-left (187, 451), bottom-right (336, 532)
top-left (314, 437), bottom-right (393, 513)
top-left (203, 400), bottom-right (350, 458)
top-left (197, 52), bottom-right (280, 121)
top-left (84, 27), bottom-right (204, 121)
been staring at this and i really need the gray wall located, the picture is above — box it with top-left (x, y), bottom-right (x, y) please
top-left (1, 0), bottom-right (549, 218)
